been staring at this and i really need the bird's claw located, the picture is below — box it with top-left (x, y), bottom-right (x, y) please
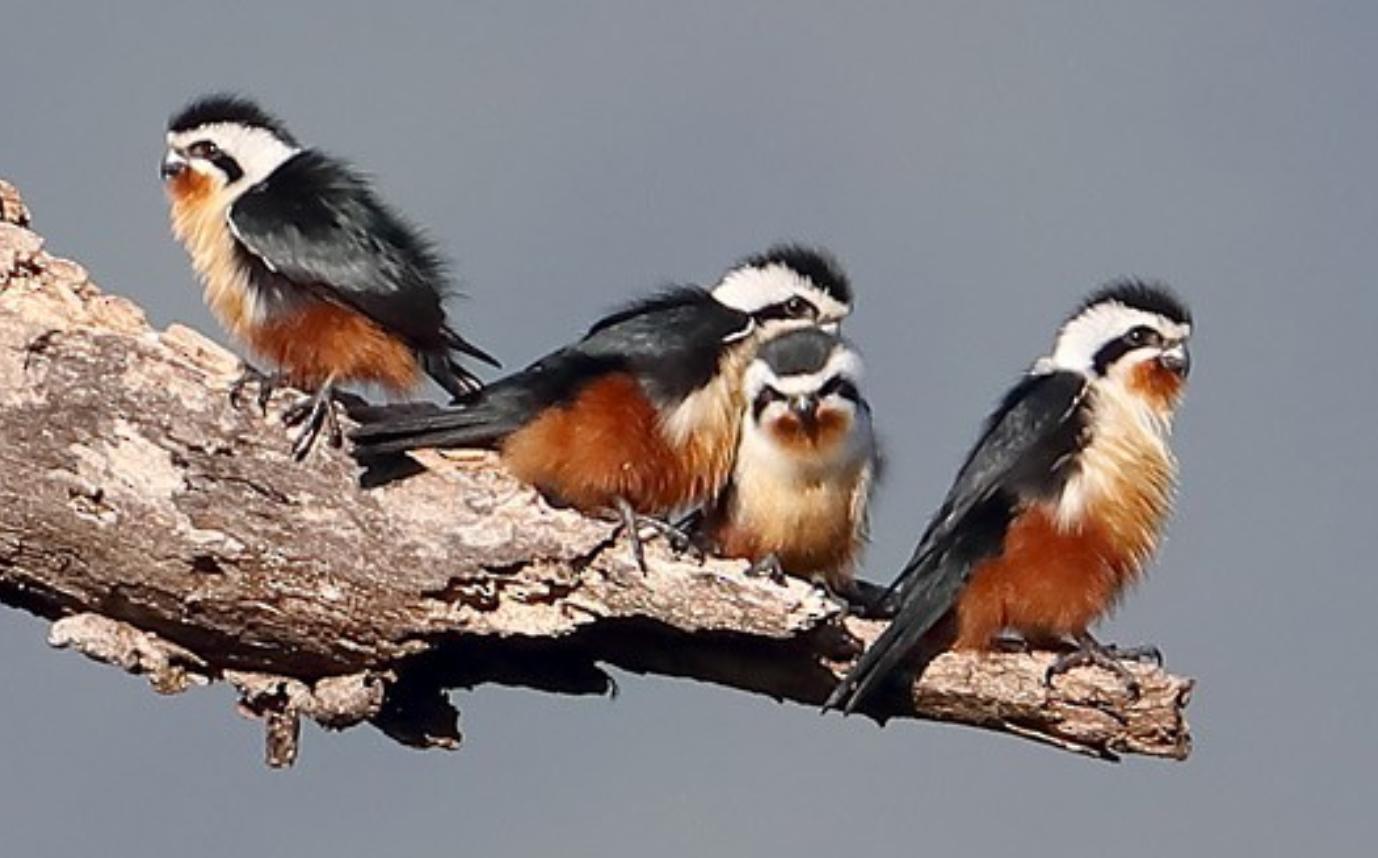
top-left (1044, 635), bottom-right (1145, 700)
top-left (608, 501), bottom-right (707, 572)
top-left (745, 554), bottom-right (787, 585)
top-left (1103, 642), bottom-right (1163, 666)
top-left (228, 363), bottom-right (284, 415)
top-left (283, 385), bottom-right (344, 461)
top-left (637, 516), bottom-right (706, 563)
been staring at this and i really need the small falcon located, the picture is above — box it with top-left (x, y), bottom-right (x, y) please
top-left (699, 328), bottom-right (877, 605)
top-left (350, 245), bottom-right (853, 567)
top-left (160, 93), bottom-right (497, 459)
top-left (826, 281), bottom-right (1193, 713)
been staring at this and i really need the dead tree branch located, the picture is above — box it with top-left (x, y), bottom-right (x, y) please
top-left (0, 179), bottom-right (1192, 767)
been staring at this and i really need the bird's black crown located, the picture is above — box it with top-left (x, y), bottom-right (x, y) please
top-left (168, 93), bottom-right (298, 146)
top-left (739, 243), bottom-right (852, 306)
top-left (756, 327), bottom-right (845, 377)
top-left (1079, 279), bottom-right (1191, 326)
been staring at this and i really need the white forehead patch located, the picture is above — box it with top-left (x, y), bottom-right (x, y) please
top-left (744, 344), bottom-right (865, 401)
top-left (711, 263), bottom-right (851, 321)
top-left (167, 123), bottom-right (300, 188)
top-left (1044, 301), bottom-right (1191, 374)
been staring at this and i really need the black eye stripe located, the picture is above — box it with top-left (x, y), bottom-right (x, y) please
top-left (754, 296), bottom-right (818, 322)
top-left (186, 140), bottom-right (243, 183)
top-left (211, 153), bottom-right (243, 183)
top-left (751, 386), bottom-right (785, 421)
top-left (819, 376), bottom-right (860, 402)
top-left (753, 378), bottom-right (859, 420)
top-left (1092, 327), bottom-right (1164, 375)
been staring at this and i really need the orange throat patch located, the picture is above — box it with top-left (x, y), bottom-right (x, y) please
top-left (1128, 361), bottom-right (1185, 412)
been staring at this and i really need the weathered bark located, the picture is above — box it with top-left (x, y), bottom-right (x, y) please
top-left (0, 179), bottom-right (1192, 766)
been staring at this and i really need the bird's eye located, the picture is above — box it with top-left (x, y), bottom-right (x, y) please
top-left (785, 297), bottom-right (814, 318)
top-left (188, 140), bottom-right (220, 159)
top-left (1125, 325), bottom-right (1159, 347)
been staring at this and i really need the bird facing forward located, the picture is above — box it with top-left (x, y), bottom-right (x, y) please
top-left (699, 327), bottom-right (877, 605)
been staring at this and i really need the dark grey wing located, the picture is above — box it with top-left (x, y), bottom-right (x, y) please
top-left (824, 370), bottom-right (1089, 714)
top-left (229, 150), bottom-right (497, 374)
top-left (351, 289), bottom-right (746, 456)
top-left (905, 369), bottom-right (1090, 575)
top-left (575, 287), bottom-right (752, 405)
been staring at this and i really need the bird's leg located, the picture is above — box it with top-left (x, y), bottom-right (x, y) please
top-left (282, 379), bottom-right (345, 461)
top-left (603, 503), bottom-right (710, 571)
top-left (228, 362), bottom-right (287, 415)
top-left (745, 553), bottom-right (787, 585)
top-left (611, 497), bottom-right (649, 572)
top-left (1044, 632), bottom-right (1143, 700)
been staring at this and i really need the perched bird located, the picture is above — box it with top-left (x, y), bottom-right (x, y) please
top-left (160, 93), bottom-right (497, 459)
top-left (350, 245), bottom-right (853, 566)
top-left (699, 328), bottom-right (877, 604)
top-left (825, 281), bottom-right (1192, 713)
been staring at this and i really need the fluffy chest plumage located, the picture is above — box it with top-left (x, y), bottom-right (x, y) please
top-left (709, 405), bottom-right (872, 586)
top-left (1055, 382), bottom-right (1177, 564)
top-left (656, 339), bottom-right (756, 501)
top-left (951, 380), bottom-right (1179, 647)
top-left (167, 174), bottom-right (263, 340)
top-left (722, 463), bottom-right (867, 584)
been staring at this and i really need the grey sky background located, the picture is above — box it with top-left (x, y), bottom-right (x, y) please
top-left (3, 1), bottom-right (1375, 855)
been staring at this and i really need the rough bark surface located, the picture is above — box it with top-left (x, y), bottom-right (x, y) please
top-left (0, 179), bottom-right (1192, 766)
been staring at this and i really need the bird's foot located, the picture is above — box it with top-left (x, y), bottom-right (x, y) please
top-left (1101, 642), bottom-right (1164, 666)
top-left (745, 553), bottom-right (787, 585)
top-left (229, 363), bottom-right (287, 415)
top-left (635, 514), bottom-right (706, 563)
top-left (991, 636), bottom-right (1034, 654)
top-left (1044, 633), bottom-right (1144, 700)
top-left (813, 578), bottom-right (894, 620)
top-left (282, 383), bottom-right (345, 461)
top-left (606, 501), bottom-right (707, 571)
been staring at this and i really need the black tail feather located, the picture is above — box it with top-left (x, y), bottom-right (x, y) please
top-left (422, 350), bottom-right (484, 401)
top-left (444, 325), bottom-right (501, 368)
top-left (418, 328), bottom-right (501, 401)
top-left (349, 396), bottom-right (528, 459)
top-left (823, 552), bottom-right (970, 714)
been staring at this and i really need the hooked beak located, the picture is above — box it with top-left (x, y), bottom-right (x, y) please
top-left (160, 150), bottom-right (188, 181)
top-left (1158, 343), bottom-right (1191, 378)
top-left (789, 394), bottom-right (819, 430)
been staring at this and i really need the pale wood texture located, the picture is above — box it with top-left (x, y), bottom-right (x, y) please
top-left (0, 179), bottom-right (1192, 767)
